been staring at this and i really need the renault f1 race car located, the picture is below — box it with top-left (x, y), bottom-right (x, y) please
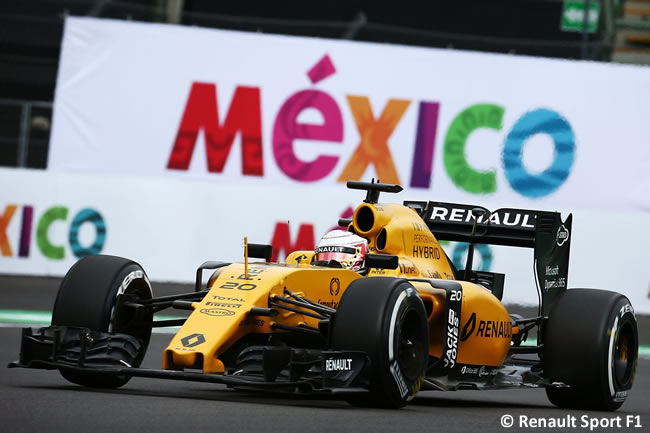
top-left (9, 181), bottom-right (638, 410)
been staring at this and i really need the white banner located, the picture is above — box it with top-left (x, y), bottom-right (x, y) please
top-left (1, 168), bottom-right (649, 313)
top-left (48, 17), bottom-right (650, 213)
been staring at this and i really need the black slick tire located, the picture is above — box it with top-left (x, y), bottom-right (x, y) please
top-left (51, 255), bottom-right (153, 388)
top-left (330, 277), bottom-right (428, 408)
top-left (543, 289), bottom-right (638, 410)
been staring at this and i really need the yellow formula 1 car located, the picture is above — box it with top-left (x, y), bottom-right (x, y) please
top-left (10, 181), bottom-right (638, 410)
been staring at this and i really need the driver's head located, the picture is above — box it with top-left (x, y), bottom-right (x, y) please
top-left (315, 230), bottom-right (369, 271)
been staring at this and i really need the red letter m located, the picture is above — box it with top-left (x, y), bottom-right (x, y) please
top-left (167, 82), bottom-right (263, 175)
top-left (270, 222), bottom-right (315, 262)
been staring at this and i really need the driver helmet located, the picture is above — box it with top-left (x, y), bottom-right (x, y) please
top-left (315, 230), bottom-right (369, 271)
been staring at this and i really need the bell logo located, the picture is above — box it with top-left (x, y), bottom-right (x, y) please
top-left (556, 224), bottom-right (570, 247)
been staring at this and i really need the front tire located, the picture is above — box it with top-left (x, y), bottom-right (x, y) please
top-left (543, 289), bottom-right (638, 410)
top-left (52, 255), bottom-right (153, 388)
top-left (330, 277), bottom-right (428, 408)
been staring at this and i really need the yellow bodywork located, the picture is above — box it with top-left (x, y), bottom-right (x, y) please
top-left (352, 202), bottom-right (457, 279)
top-left (163, 200), bottom-right (514, 372)
top-left (163, 264), bottom-right (361, 372)
top-left (411, 280), bottom-right (512, 367)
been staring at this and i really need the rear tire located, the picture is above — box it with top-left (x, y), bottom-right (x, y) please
top-left (52, 255), bottom-right (153, 388)
top-left (330, 277), bottom-right (428, 408)
top-left (543, 289), bottom-right (638, 410)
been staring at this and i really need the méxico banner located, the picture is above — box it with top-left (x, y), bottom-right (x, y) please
top-left (1, 168), bottom-right (649, 313)
top-left (48, 17), bottom-right (650, 212)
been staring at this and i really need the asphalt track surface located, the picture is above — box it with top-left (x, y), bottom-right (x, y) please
top-left (2, 276), bottom-right (650, 433)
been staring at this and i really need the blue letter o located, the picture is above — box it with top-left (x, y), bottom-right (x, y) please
top-left (503, 108), bottom-right (575, 198)
top-left (69, 208), bottom-right (106, 258)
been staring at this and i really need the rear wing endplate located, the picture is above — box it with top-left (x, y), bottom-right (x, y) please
top-left (404, 200), bottom-right (572, 315)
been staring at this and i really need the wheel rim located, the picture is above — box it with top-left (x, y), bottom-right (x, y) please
top-left (614, 320), bottom-right (636, 387)
top-left (396, 307), bottom-right (427, 382)
top-left (111, 278), bottom-right (153, 348)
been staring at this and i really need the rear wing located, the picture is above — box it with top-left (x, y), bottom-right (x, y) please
top-left (404, 201), bottom-right (572, 315)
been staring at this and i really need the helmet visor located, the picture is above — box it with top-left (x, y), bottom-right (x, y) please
top-left (315, 246), bottom-right (359, 264)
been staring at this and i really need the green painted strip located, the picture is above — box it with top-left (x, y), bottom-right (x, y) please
top-left (1, 309), bottom-right (649, 357)
top-left (0, 310), bottom-right (52, 324)
top-left (0, 309), bottom-right (184, 325)
top-left (521, 338), bottom-right (650, 358)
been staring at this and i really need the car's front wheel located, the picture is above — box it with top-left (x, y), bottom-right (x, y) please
top-left (330, 277), bottom-right (428, 408)
top-left (52, 255), bottom-right (153, 388)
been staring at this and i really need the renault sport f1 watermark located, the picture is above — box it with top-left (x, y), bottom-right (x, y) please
top-left (500, 414), bottom-right (643, 430)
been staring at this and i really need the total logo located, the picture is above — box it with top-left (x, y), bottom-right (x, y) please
top-left (167, 54), bottom-right (576, 199)
top-left (0, 204), bottom-right (106, 260)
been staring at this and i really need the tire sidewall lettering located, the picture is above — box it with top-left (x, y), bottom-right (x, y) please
top-left (607, 301), bottom-right (637, 401)
top-left (386, 285), bottom-right (425, 401)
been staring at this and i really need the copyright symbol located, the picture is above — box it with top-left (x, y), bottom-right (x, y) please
top-left (501, 414), bottom-right (514, 428)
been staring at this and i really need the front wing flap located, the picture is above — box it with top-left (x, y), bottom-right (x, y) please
top-left (8, 326), bottom-right (370, 395)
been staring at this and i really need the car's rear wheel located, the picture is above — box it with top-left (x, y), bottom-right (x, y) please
top-left (543, 289), bottom-right (638, 410)
top-left (330, 277), bottom-right (428, 408)
top-left (52, 255), bottom-right (153, 388)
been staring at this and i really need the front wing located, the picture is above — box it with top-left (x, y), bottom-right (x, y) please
top-left (9, 325), bottom-right (564, 395)
top-left (8, 326), bottom-right (370, 395)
